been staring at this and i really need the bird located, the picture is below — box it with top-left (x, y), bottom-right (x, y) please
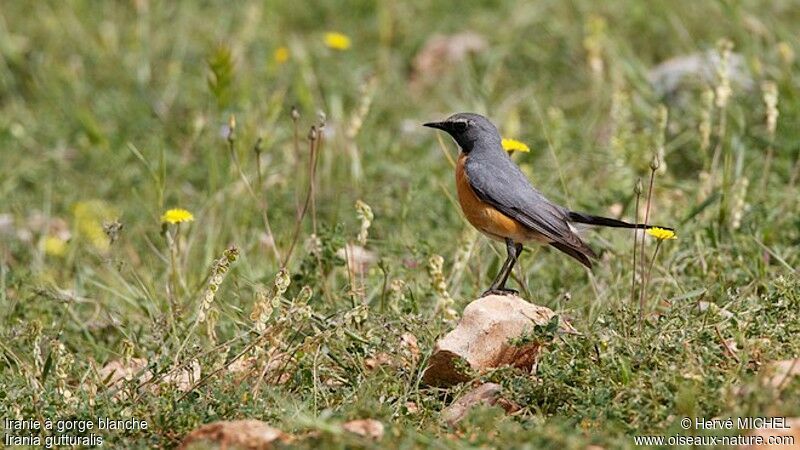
top-left (424, 112), bottom-right (674, 297)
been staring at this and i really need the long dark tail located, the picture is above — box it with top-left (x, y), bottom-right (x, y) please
top-left (549, 241), bottom-right (595, 269)
top-left (568, 211), bottom-right (674, 231)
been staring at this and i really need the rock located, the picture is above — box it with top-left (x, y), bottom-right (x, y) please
top-left (364, 352), bottom-right (394, 371)
top-left (98, 358), bottom-right (200, 397)
top-left (164, 360), bottom-right (202, 392)
top-left (762, 359), bottom-right (800, 390)
top-left (337, 244), bottom-right (377, 274)
top-left (738, 417), bottom-right (800, 450)
top-left (227, 355), bottom-right (258, 376)
top-left (365, 332), bottom-right (420, 371)
top-left (648, 50), bottom-right (754, 98)
top-left (399, 332), bottom-right (420, 367)
top-left (227, 351), bottom-right (292, 384)
top-left (441, 383), bottom-right (519, 427)
top-left (342, 419), bottom-right (384, 440)
top-left (0, 214), bottom-right (13, 236)
top-left (698, 301), bottom-right (735, 319)
top-left (179, 420), bottom-right (289, 450)
top-left (98, 358), bottom-right (152, 387)
top-left (410, 32), bottom-right (488, 90)
top-left (422, 294), bottom-right (577, 386)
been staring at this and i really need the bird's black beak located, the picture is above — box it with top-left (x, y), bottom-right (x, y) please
top-left (423, 121), bottom-right (448, 131)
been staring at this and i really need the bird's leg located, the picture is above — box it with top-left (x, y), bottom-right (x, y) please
top-left (482, 239), bottom-right (523, 297)
top-left (500, 242), bottom-right (524, 288)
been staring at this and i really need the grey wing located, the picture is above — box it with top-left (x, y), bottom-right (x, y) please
top-left (465, 155), bottom-right (597, 265)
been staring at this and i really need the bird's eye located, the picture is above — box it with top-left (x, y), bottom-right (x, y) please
top-left (452, 120), bottom-right (468, 132)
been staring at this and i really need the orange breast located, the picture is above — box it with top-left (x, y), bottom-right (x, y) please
top-left (455, 153), bottom-right (540, 243)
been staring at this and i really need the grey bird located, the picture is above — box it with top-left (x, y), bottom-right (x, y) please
top-left (424, 112), bottom-right (673, 296)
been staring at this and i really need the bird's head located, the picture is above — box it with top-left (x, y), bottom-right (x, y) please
top-left (423, 112), bottom-right (500, 152)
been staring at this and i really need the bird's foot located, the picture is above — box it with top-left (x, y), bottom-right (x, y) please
top-left (480, 287), bottom-right (518, 297)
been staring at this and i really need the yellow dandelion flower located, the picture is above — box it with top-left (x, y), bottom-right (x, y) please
top-left (161, 208), bottom-right (194, 225)
top-left (646, 227), bottom-right (677, 240)
top-left (501, 138), bottom-right (530, 153)
top-left (324, 32), bottom-right (351, 51)
top-left (274, 46), bottom-right (290, 64)
top-left (44, 236), bottom-right (68, 257)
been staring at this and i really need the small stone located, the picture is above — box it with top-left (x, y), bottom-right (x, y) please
top-left (179, 420), bottom-right (289, 449)
top-left (337, 244), bottom-right (377, 274)
top-left (410, 32), bottom-right (488, 90)
top-left (227, 352), bottom-right (292, 385)
top-left (441, 383), bottom-right (520, 427)
top-left (364, 352), bottom-right (393, 371)
top-left (98, 358), bottom-right (151, 387)
top-left (697, 301), bottom-right (735, 319)
top-left (399, 332), bottom-right (420, 366)
top-left (648, 50), bottom-right (754, 97)
top-left (762, 359), bottom-right (800, 390)
top-left (608, 203), bottom-right (623, 217)
top-left (738, 417), bottom-right (799, 450)
top-left (423, 294), bottom-right (576, 386)
top-left (342, 419), bottom-right (384, 440)
top-left (164, 360), bottom-right (201, 393)
top-left (98, 358), bottom-right (200, 397)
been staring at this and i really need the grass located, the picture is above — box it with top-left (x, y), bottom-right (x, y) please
top-left (1, 0), bottom-right (799, 448)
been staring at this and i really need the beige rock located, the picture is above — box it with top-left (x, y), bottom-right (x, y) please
top-left (364, 332), bottom-right (420, 371)
top-left (400, 332), bottom-right (420, 358)
top-left (410, 32), bottom-right (488, 90)
top-left (98, 358), bottom-right (151, 387)
top-left (337, 244), bottom-right (377, 274)
top-left (399, 332), bottom-right (420, 368)
top-left (323, 377), bottom-right (345, 388)
top-left (423, 295), bottom-right (576, 386)
top-left (164, 360), bottom-right (201, 392)
top-left (342, 419), bottom-right (384, 440)
top-left (0, 213), bottom-right (13, 236)
top-left (98, 358), bottom-right (200, 397)
top-left (441, 383), bottom-right (520, 427)
top-left (698, 301), bottom-right (735, 319)
top-left (738, 417), bottom-right (800, 450)
top-left (364, 352), bottom-right (394, 371)
top-left (227, 351), bottom-right (292, 384)
top-left (179, 420), bottom-right (289, 450)
top-left (762, 359), bottom-right (800, 390)
top-left (227, 355), bottom-right (258, 376)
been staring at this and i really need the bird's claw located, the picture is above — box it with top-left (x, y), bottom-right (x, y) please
top-left (481, 288), bottom-right (518, 297)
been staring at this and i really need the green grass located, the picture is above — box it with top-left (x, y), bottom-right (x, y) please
top-left (1, 0), bottom-right (799, 448)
